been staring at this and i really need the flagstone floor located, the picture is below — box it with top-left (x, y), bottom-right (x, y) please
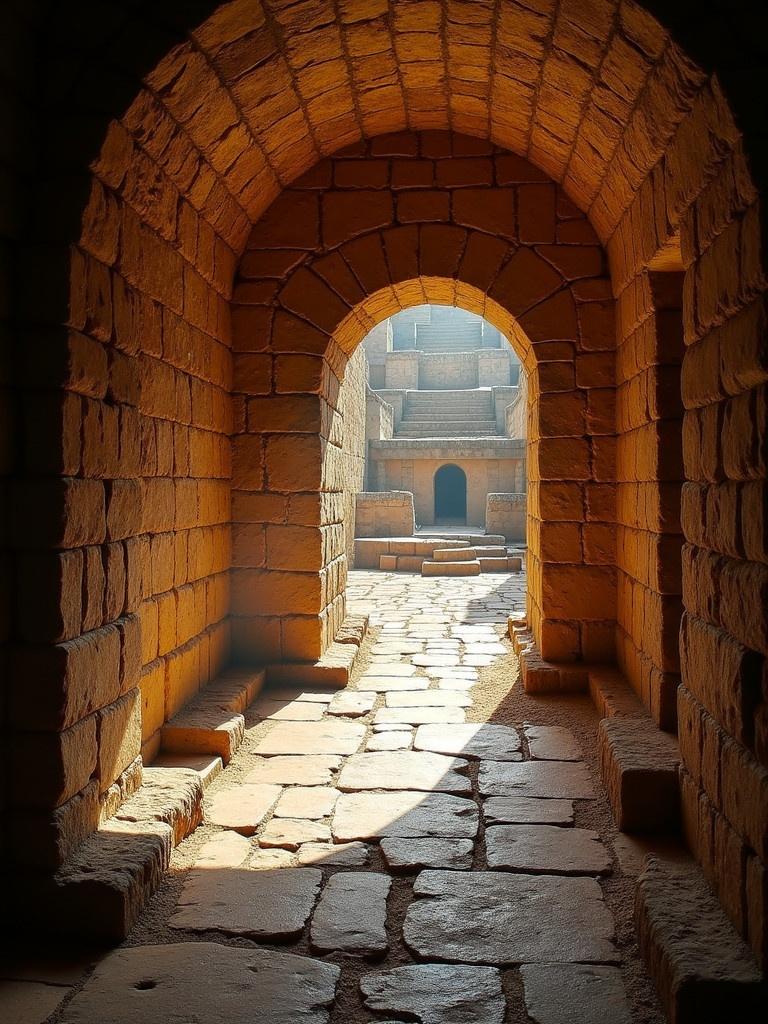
top-left (16, 569), bottom-right (667, 1024)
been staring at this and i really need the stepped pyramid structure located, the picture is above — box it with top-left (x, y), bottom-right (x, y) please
top-left (356, 306), bottom-right (527, 550)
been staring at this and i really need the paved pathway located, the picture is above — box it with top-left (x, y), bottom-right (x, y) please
top-left (40, 569), bottom-right (664, 1024)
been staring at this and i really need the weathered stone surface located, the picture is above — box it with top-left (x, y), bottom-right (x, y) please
top-left (153, 753), bottom-right (222, 788)
top-left (635, 856), bottom-right (766, 1023)
top-left (361, 964), bottom-right (505, 1024)
top-left (405, 871), bottom-right (618, 965)
top-left (194, 831), bottom-right (250, 868)
top-left (59, 943), bottom-right (338, 1024)
top-left (161, 708), bottom-right (244, 763)
top-left (333, 792), bottom-right (479, 841)
top-left (256, 699), bottom-right (325, 721)
top-left (361, 663), bottom-right (417, 677)
top-left (297, 842), bottom-right (370, 867)
top-left (414, 723), bottom-right (521, 761)
top-left (41, 820), bottom-right (172, 943)
top-left (381, 838), bottom-right (474, 871)
top-left (0, 980), bottom-right (70, 1024)
top-left (598, 717), bottom-right (680, 832)
top-left (262, 689), bottom-right (335, 703)
top-left (385, 690), bottom-right (471, 707)
top-left (310, 872), bottom-right (392, 955)
top-left (327, 691), bottom-right (376, 716)
top-left (170, 869), bottom-right (321, 940)
top-left (338, 751), bottom-right (471, 794)
top-left (374, 707), bottom-right (466, 725)
top-left (254, 720), bottom-right (365, 756)
top-left (524, 724), bottom-right (581, 761)
top-left (366, 730), bottom-right (412, 751)
top-left (250, 848), bottom-right (296, 870)
top-left (355, 676), bottom-right (429, 692)
top-left (115, 766), bottom-right (203, 845)
top-left (485, 825), bottom-right (611, 875)
top-left (260, 818), bottom-right (331, 850)
top-left (206, 784), bottom-right (281, 834)
top-left (520, 964), bottom-right (632, 1024)
top-left (478, 761), bottom-right (595, 799)
top-left (482, 797), bottom-right (574, 827)
top-left (274, 786), bottom-right (339, 819)
top-left (245, 755), bottom-right (341, 785)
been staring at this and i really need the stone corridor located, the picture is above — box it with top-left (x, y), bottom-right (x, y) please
top-left (18, 568), bottom-right (669, 1024)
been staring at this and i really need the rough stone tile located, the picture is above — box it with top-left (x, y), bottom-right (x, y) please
top-left (482, 797), bottom-right (574, 827)
top-left (404, 870), bottom-right (618, 965)
top-left (327, 691), bottom-right (376, 717)
top-left (206, 784), bottom-right (281, 834)
top-left (244, 755), bottom-right (341, 786)
top-left (412, 654), bottom-right (461, 667)
top-left (254, 720), bottom-right (365, 756)
top-left (0, 981), bottom-right (70, 1024)
top-left (414, 723), bottom-right (522, 761)
top-left (264, 689), bottom-right (335, 703)
top-left (273, 786), bottom-right (340, 819)
top-left (374, 706), bottom-right (466, 725)
top-left (520, 964), bottom-right (632, 1024)
top-left (297, 842), bottom-right (370, 867)
top-left (333, 792), bottom-right (479, 841)
top-left (193, 831), bottom-right (250, 868)
top-left (478, 761), bottom-right (595, 799)
top-left (361, 964), bottom-right (504, 1024)
top-left (170, 869), bottom-right (321, 940)
top-left (310, 872), bottom-right (392, 955)
top-left (255, 699), bottom-right (326, 721)
top-left (380, 838), bottom-right (474, 871)
top-left (250, 848), bottom-right (296, 870)
top-left (355, 677), bottom-right (429, 692)
top-left (338, 751), bottom-right (471, 794)
top-left (259, 818), bottom-right (331, 850)
top-left (366, 730), bottom-right (413, 751)
top-left (524, 723), bottom-right (582, 761)
top-left (385, 690), bottom-right (471, 707)
top-left (59, 943), bottom-right (338, 1024)
top-left (485, 825), bottom-right (611, 875)
top-left (361, 663), bottom-right (417, 677)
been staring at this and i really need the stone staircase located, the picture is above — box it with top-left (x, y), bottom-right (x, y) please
top-left (396, 389), bottom-right (500, 437)
top-left (411, 320), bottom-right (485, 351)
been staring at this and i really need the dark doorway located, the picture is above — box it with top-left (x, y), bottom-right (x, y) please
top-left (434, 464), bottom-right (467, 523)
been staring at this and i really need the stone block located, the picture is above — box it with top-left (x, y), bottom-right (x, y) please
top-left (422, 559), bottom-right (481, 577)
top-left (598, 717), bottom-right (680, 832)
top-left (379, 554), bottom-right (398, 570)
top-left (432, 547), bottom-right (477, 562)
top-left (635, 857), bottom-right (766, 1024)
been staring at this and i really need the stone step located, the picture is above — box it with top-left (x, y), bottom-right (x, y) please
top-left (419, 532), bottom-right (506, 546)
top-left (160, 668), bottom-right (265, 764)
top-left (479, 557), bottom-right (519, 571)
top-left (354, 537), bottom-right (469, 567)
top-left (432, 547), bottom-right (478, 561)
top-left (422, 559), bottom-right (482, 577)
top-left (636, 856), bottom-right (766, 1023)
top-left (598, 716), bottom-right (680, 832)
top-left (379, 554), bottom-right (425, 572)
top-left (267, 616), bottom-right (369, 687)
top-left (395, 428), bottom-right (502, 437)
top-left (473, 546), bottom-right (508, 557)
top-left (27, 766), bottom-right (205, 942)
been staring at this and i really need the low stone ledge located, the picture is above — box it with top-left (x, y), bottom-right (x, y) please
top-left (598, 717), bottom-right (680, 832)
top-left (160, 669), bottom-right (265, 764)
top-left (589, 667), bottom-right (646, 719)
top-left (267, 620), bottom-right (368, 688)
top-left (635, 856), bottom-right (766, 1024)
top-left (422, 559), bottom-right (481, 577)
top-left (510, 625), bottom-right (588, 693)
top-left (114, 766), bottom-right (204, 846)
top-left (22, 766), bottom-right (205, 943)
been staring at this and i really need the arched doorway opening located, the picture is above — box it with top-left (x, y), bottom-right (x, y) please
top-left (434, 464), bottom-right (467, 524)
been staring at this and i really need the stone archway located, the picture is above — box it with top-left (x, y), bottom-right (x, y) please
top-left (434, 464), bottom-right (467, 524)
top-left (3, 1), bottom-right (766, 981)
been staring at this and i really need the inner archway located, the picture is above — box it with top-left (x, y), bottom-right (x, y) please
top-left (434, 464), bottom-right (467, 524)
